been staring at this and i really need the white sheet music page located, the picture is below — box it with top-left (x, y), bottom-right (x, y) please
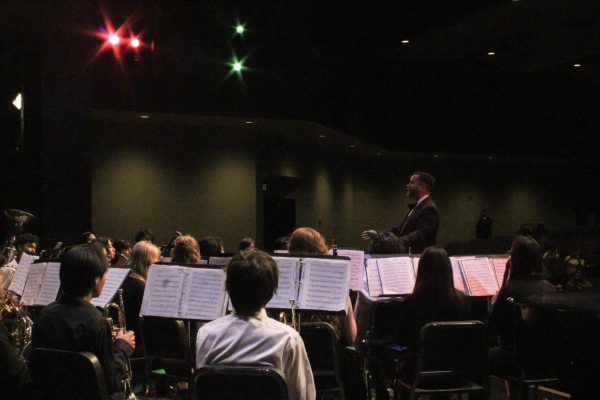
top-left (18, 253), bottom-right (39, 266)
top-left (377, 257), bottom-right (415, 295)
top-left (365, 259), bottom-right (382, 297)
top-left (36, 262), bottom-right (61, 305)
top-left (459, 258), bottom-right (498, 296)
top-left (267, 257), bottom-right (298, 309)
top-left (208, 256), bottom-right (232, 266)
top-left (21, 263), bottom-right (47, 305)
top-left (180, 268), bottom-right (227, 320)
top-left (91, 268), bottom-right (131, 308)
top-left (490, 257), bottom-right (509, 288)
top-left (8, 264), bottom-right (30, 296)
top-left (140, 265), bottom-right (187, 317)
top-left (328, 249), bottom-right (364, 291)
top-left (449, 257), bottom-right (467, 293)
top-left (299, 258), bottom-right (350, 312)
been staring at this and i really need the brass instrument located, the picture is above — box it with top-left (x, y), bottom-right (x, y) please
top-left (104, 289), bottom-right (137, 400)
top-left (278, 298), bottom-right (300, 332)
top-left (2, 209), bottom-right (36, 264)
top-left (0, 291), bottom-right (33, 361)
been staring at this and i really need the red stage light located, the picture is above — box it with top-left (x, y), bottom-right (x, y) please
top-left (108, 34), bottom-right (120, 45)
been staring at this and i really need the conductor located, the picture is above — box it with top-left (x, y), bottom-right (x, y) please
top-left (362, 171), bottom-right (439, 254)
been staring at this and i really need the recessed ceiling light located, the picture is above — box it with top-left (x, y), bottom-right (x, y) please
top-left (401, 39), bottom-right (410, 44)
top-left (350, 145), bottom-right (356, 148)
top-left (319, 134), bottom-right (326, 138)
top-left (573, 64), bottom-right (581, 68)
top-left (487, 51), bottom-right (495, 56)
top-left (377, 152), bottom-right (382, 156)
top-left (488, 156), bottom-right (494, 160)
top-left (140, 115), bottom-right (149, 119)
top-left (433, 154), bottom-right (439, 158)
top-left (245, 120), bottom-right (253, 124)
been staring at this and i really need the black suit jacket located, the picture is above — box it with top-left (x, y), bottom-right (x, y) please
top-left (391, 196), bottom-right (439, 254)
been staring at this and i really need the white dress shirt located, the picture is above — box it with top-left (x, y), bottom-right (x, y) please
top-left (196, 309), bottom-right (316, 400)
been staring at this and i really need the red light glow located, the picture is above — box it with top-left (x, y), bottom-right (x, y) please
top-left (130, 38), bottom-right (140, 48)
top-left (108, 34), bottom-right (120, 45)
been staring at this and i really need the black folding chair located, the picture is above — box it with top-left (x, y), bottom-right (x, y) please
top-left (395, 320), bottom-right (488, 400)
top-left (140, 316), bottom-right (195, 397)
top-left (300, 322), bottom-right (345, 400)
top-left (29, 347), bottom-right (111, 400)
top-left (193, 365), bottom-right (288, 400)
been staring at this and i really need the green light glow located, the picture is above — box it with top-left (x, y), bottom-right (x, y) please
top-left (236, 25), bottom-right (245, 34)
top-left (233, 62), bottom-right (242, 71)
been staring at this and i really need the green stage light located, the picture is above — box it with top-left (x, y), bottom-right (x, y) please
top-left (236, 24), bottom-right (245, 35)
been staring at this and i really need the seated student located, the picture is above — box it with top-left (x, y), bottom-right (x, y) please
top-left (31, 244), bottom-right (135, 394)
top-left (488, 236), bottom-right (556, 377)
top-left (288, 227), bottom-right (364, 400)
top-left (399, 246), bottom-right (471, 349)
top-left (81, 231), bottom-right (96, 244)
top-left (196, 251), bottom-right (315, 400)
top-left (14, 233), bottom-right (39, 262)
top-left (95, 237), bottom-right (116, 264)
top-left (367, 231), bottom-right (405, 255)
top-left (134, 228), bottom-right (155, 244)
top-left (111, 240), bottom-right (132, 268)
top-left (121, 240), bottom-right (161, 355)
top-left (238, 237), bottom-right (256, 253)
top-left (199, 236), bottom-right (224, 260)
top-left (171, 235), bottom-right (201, 264)
top-left (288, 227), bottom-right (357, 345)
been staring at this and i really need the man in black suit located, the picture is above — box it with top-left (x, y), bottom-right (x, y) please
top-left (362, 171), bottom-right (439, 254)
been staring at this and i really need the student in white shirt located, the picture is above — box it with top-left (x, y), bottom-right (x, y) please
top-left (196, 251), bottom-right (316, 400)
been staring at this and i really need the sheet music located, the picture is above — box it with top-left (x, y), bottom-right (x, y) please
top-left (180, 268), bottom-right (227, 320)
top-left (161, 257), bottom-right (172, 263)
top-left (91, 268), bottom-right (131, 308)
top-left (299, 258), bottom-right (350, 312)
top-left (208, 256), bottom-right (232, 266)
top-left (19, 253), bottom-right (39, 266)
top-left (140, 265), bottom-right (187, 317)
top-left (459, 258), bottom-right (498, 296)
top-left (273, 250), bottom-right (289, 254)
top-left (7, 264), bottom-right (30, 296)
top-left (21, 263), bottom-right (47, 305)
top-left (365, 259), bottom-right (383, 297)
top-left (267, 257), bottom-right (298, 309)
top-left (36, 262), bottom-right (61, 305)
top-left (377, 257), bottom-right (416, 295)
top-left (199, 259), bottom-right (208, 264)
top-left (328, 249), bottom-right (364, 291)
top-left (490, 257), bottom-right (509, 288)
top-left (449, 257), bottom-right (466, 293)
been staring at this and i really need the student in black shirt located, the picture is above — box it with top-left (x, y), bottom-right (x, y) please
top-left (31, 244), bottom-right (135, 393)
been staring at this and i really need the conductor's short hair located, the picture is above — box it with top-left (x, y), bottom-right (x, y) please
top-left (413, 171), bottom-right (435, 191)
top-left (60, 244), bottom-right (108, 297)
top-left (226, 251), bottom-right (278, 317)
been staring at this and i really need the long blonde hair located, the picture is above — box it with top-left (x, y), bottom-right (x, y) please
top-left (128, 241), bottom-right (161, 281)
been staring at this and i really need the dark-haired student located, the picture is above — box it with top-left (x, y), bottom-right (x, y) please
top-left (31, 244), bottom-right (135, 394)
top-left (399, 247), bottom-right (470, 348)
top-left (196, 251), bottom-right (315, 400)
top-left (488, 236), bottom-right (556, 378)
top-left (199, 236), bottom-right (224, 260)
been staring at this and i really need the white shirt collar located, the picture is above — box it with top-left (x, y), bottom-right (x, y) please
top-left (416, 194), bottom-right (430, 206)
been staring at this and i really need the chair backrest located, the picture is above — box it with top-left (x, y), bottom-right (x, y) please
top-left (140, 316), bottom-right (194, 377)
top-left (300, 321), bottom-right (340, 376)
top-left (415, 320), bottom-right (487, 386)
top-left (29, 347), bottom-right (111, 400)
top-left (193, 365), bottom-right (288, 400)
top-left (368, 299), bottom-right (408, 347)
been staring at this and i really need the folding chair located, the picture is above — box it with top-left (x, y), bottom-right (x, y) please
top-left (140, 316), bottom-right (195, 398)
top-left (300, 322), bottom-right (345, 400)
top-left (29, 347), bottom-right (111, 400)
top-left (193, 365), bottom-right (288, 400)
top-left (396, 321), bottom-right (488, 400)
